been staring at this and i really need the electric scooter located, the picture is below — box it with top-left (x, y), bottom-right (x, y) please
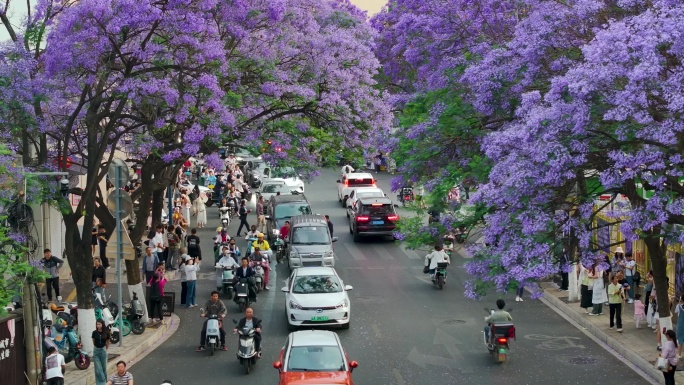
top-left (200, 309), bottom-right (222, 356)
top-left (233, 318), bottom-right (258, 374)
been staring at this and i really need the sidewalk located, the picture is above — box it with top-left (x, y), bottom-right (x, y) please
top-left (64, 314), bottom-right (180, 385)
top-left (539, 281), bottom-right (683, 384)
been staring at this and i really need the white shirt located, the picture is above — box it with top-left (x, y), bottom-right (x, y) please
top-left (425, 250), bottom-right (450, 270)
top-left (625, 259), bottom-right (636, 276)
top-left (341, 165), bottom-right (355, 175)
top-left (184, 264), bottom-right (200, 281)
top-left (45, 353), bottom-right (65, 379)
top-left (151, 232), bottom-right (165, 253)
top-left (218, 256), bottom-right (240, 269)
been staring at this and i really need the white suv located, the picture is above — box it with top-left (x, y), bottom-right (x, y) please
top-left (345, 187), bottom-right (386, 217)
top-left (337, 172), bottom-right (375, 207)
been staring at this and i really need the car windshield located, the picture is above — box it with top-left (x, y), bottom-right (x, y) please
top-left (262, 184), bottom-right (288, 193)
top-left (287, 346), bottom-right (346, 372)
top-left (292, 275), bottom-right (342, 294)
top-left (361, 204), bottom-right (393, 215)
top-left (292, 227), bottom-right (330, 245)
top-left (272, 167), bottom-right (296, 179)
top-left (275, 203), bottom-right (311, 219)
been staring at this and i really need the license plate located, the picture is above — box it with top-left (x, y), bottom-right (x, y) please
top-left (310, 316), bottom-right (329, 321)
top-left (372, 220), bottom-right (384, 225)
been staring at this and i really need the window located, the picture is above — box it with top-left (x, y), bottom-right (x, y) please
top-left (292, 275), bottom-right (342, 294)
top-left (262, 184), bottom-right (288, 193)
top-left (271, 167), bottom-right (296, 179)
top-left (274, 203), bottom-right (311, 219)
top-left (357, 192), bottom-right (384, 199)
top-left (292, 226), bottom-right (331, 245)
top-left (361, 204), bottom-right (393, 215)
top-left (287, 345), bottom-right (346, 371)
top-left (348, 178), bottom-right (374, 186)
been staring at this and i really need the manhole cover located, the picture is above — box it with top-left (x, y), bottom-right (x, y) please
top-left (569, 356), bottom-right (597, 365)
top-left (442, 319), bottom-right (466, 325)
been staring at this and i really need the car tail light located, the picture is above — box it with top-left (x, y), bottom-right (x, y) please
top-left (371, 203), bottom-right (383, 206)
top-left (344, 180), bottom-right (349, 187)
top-left (497, 337), bottom-right (507, 345)
top-left (387, 214), bottom-right (399, 221)
top-left (356, 216), bottom-right (370, 222)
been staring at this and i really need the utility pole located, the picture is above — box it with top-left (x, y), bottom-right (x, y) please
top-left (22, 171), bottom-right (70, 385)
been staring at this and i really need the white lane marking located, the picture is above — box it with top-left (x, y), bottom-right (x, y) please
top-left (342, 242), bottom-right (366, 260)
top-left (372, 323), bottom-right (382, 338)
top-left (400, 245), bottom-right (421, 260)
top-left (371, 244), bottom-right (394, 260)
top-left (392, 368), bottom-right (406, 385)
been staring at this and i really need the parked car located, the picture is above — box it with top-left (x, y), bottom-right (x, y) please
top-left (273, 330), bottom-right (358, 385)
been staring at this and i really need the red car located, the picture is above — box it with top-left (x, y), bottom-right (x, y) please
top-left (273, 330), bottom-right (358, 385)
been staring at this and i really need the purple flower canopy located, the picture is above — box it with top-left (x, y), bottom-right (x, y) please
top-left (373, 0), bottom-right (684, 298)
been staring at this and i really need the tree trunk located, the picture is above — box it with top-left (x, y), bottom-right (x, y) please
top-left (643, 227), bottom-right (673, 346)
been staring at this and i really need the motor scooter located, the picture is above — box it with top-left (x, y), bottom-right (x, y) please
top-left (219, 205), bottom-right (231, 227)
top-left (44, 311), bottom-right (91, 369)
top-left (94, 293), bottom-right (121, 343)
top-left (397, 187), bottom-right (414, 207)
top-left (200, 309), bottom-right (222, 356)
top-left (215, 263), bottom-right (236, 298)
top-left (127, 291), bottom-right (146, 335)
top-left (245, 237), bottom-right (258, 257)
top-left (483, 308), bottom-right (515, 363)
top-left (250, 260), bottom-right (269, 292)
top-left (273, 234), bottom-right (286, 263)
top-left (234, 278), bottom-right (252, 312)
top-left (233, 318), bottom-right (258, 374)
top-left (431, 262), bottom-right (448, 289)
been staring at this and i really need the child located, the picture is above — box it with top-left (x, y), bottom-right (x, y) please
top-left (634, 293), bottom-right (646, 329)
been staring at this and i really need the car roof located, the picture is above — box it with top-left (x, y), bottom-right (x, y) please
top-left (344, 172), bottom-right (374, 179)
top-left (290, 330), bottom-right (340, 347)
top-left (289, 215), bottom-right (327, 227)
top-left (261, 180), bottom-right (287, 186)
top-left (293, 266), bottom-right (337, 276)
top-left (358, 196), bottom-right (393, 205)
top-left (353, 187), bottom-right (384, 194)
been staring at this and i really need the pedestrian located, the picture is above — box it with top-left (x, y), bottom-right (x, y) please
top-left (608, 273), bottom-right (624, 332)
top-left (148, 272), bottom-right (165, 323)
top-left (92, 226), bottom-right (99, 256)
top-left (659, 330), bottom-right (678, 385)
top-left (92, 319), bottom-right (110, 385)
top-left (186, 228), bottom-right (202, 260)
top-left (41, 249), bottom-right (64, 302)
top-left (150, 225), bottom-right (165, 263)
top-left (181, 189), bottom-right (192, 226)
top-left (184, 257), bottom-right (200, 308)
top-left (559, 253), bottom-right (569, 291)
top-left (675, 295), bottom-right (684, 357)
top-left (589, 264), bottom-right (607, 316)
top-left (161, 221), bottom-right (170, 267)
top-left (256, 196), bottom-right (266, 233)
top-left (98, 226), bottom-right (110, 269)
top-left (568, 263), bottom-right (580, 302)
top-left (579, 263), bottom-right (593, 313)
top-left (193, 192), bottom-right (207, 229)
top-left (325, 215), bottom-right (334, 237)
top-left (645, 270), bottom-right (654, 318)
top-left (236, 199), bottom-right (252, 236)
top-left (611, 247), bottom-right (626, 276)
top-left (624, 252), bottom-right (636, 303)
top-left (179, 250), bottom-right (190, 305)
top-left (515, 284), bottom-right (524, 302)
top-left (92, 257), bottom-right (106, 299)
top-left (634, 293), bottom-right (646, 329)
top-left (166, 225), bottom-right (180, 270)
top-left (44, 346), bottom-right (66, 385)
top-left (142, 247), bottom-right (159, 284)
top-left (106, 361), bottom-right (134, 385)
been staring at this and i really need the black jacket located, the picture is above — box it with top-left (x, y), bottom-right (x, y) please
top-left (237, 316), bottom-right (262, 329)
top-left (235, 266), bottom-right (255, 279)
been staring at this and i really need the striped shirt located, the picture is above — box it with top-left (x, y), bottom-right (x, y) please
top-left (108, 371), bottom-right (133, 385)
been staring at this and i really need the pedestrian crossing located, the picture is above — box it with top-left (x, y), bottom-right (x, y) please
top-left (333, 240), bottom-right (427, 262)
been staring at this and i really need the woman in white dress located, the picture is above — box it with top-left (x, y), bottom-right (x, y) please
top-left (589, 264), bottom-right (607, 315)
top-left (193, 192), bottom-right (207, 229)
top-left (181, 190), bottom-right (192, 226)
top-left (568, 263), bottom-right (580, 302)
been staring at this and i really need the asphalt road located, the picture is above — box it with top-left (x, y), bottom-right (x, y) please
top-left (131, 169), bottom-right (651, 385)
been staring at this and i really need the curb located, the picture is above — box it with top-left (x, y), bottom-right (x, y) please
top-left (70, 313), bottom-right (180, 385)
top-left (541, 289), bottom-right (662, 383)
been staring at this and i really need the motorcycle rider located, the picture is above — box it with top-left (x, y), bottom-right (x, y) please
top-left (483, 299), bottom-right (513, 344)
top-left (233, 307), bottom-right (263, 358)
top-left (424, 244), bottom-right (450, 281)
top-left (227, 238), bottom-right (240, 259)
top-left (279, 221), bottom-right (291, 243)
top-left (234, 257), bottom-right (258, 303)
top-left (197, 291), bottom-right (228, 352)
top-left (251, 232), bottom-right (272, 260)
top-left (250, 247), bottom-right (270, 290)
top-left (218, 247), bottom-right (241, 268)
